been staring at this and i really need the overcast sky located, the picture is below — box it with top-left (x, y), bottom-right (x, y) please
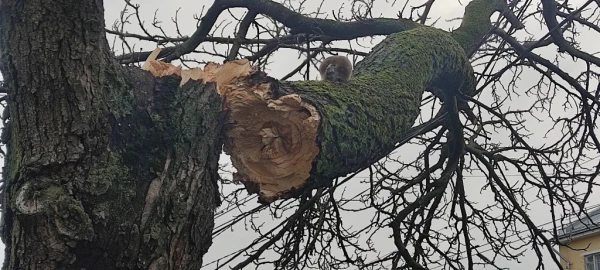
top-left (0, 0), bottom-right (599, 269)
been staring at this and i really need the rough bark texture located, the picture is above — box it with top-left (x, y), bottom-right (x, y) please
top-left (0, 0), bottom-right (221, 269)
top-left (451, 0), bottom-right (524, 57)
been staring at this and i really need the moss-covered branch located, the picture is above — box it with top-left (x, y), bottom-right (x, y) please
top-left (451, 0), bottom-right (524, 56)
top-left (214, 27), bottom-right (473, 202)
top-left (209, 0), bottom-right (527, 202)
top-left (303, 27), bottom-right (473, 181)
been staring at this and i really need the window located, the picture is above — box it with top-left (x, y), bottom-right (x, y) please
top-left (585, 252), bottom-right (600, 270)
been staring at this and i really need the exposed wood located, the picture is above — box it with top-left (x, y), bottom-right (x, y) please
top-left (143, 50), bottom-right (321, 203)
top-left (142, 28), bottom-right (476, 204)
top-left (0, 2), bottom-right (221, 268)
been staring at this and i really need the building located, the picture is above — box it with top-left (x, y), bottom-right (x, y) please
top-left (557, 206), bottom-right (600, 270)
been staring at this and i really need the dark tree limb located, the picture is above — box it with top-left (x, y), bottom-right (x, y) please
top-left (540, 0), bottom-right (600, 67)
top-left (492, 27), bottom-right (600, 106)
top-left (226, 10), bottom-right (258, 61)
top-left (115, 0), bottom-right (524, 64)
top-left (117, 0), bottom-right (420, 64)
top-left (221, 26), bottom-right (475, 202)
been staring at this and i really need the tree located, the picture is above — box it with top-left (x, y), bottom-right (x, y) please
top-left (0, 0), bottom-right (598, 269)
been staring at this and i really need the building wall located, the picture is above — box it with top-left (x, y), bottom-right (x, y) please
top-left (560, 233), bottom-right (600, 270)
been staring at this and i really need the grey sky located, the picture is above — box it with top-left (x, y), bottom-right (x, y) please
top-left (0, 0), bottom-right (598, 269)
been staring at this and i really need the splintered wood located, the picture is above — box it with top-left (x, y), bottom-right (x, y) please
top-left (142, 48), bottom-right (320, 203)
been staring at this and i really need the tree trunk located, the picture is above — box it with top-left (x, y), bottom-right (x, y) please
top-left (0, 1), bottom-right (221, 269)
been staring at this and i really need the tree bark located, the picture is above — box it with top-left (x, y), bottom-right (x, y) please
top-left (0, 0), bottom-right (221, 269)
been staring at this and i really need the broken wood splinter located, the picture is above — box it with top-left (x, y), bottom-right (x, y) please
top-left (142, 48), bottom-right (321, 203)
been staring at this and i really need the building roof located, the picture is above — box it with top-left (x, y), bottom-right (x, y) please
top-left (557, 205), bottom-right (600, 240)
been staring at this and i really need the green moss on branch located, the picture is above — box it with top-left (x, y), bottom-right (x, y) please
top-left (451, 0), bottom-right (524, 56)
top-left (286, 27), bottom-right (474, 182)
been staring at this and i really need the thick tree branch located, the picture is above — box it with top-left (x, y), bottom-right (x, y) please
top-left (115, 0), bottom-right (524, 64)
top-left (556, 9), bottom-right (600, 33)
top-left (216, 26), bottom-right (475, 202)
top-left (541, 0), bottom-right (600, 67)
top-left (451, 0), bottom-right (524, 57)
top-left (227, 10), bottom-right (258, 61)
top-left (129, 0), bottom-right (420, 63)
